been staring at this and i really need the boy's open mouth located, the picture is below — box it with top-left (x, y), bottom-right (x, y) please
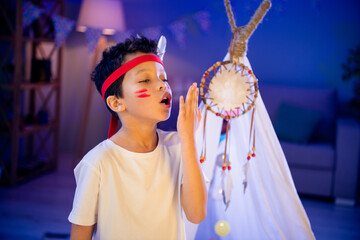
top-left (160, 92), bottom-right (172, 107)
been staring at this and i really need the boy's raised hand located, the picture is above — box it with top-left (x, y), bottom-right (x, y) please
top-left (177, 83), bottom-right (201, 141)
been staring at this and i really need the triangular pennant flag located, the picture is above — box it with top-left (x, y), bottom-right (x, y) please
top-left (193, 10), bottom-right (211, 32)
top-left (168, 19), bottom-right (187, 48)
top-left (53, 15), bottom-right (75, 47)
top-left (142, 26), bottom-right (162, 40)
top-left (85, 27), bottom-right (102, 53)
top-left (114, 30), bottom-right (133, 43)
top-left (23, 1), bottom-right (44, 28)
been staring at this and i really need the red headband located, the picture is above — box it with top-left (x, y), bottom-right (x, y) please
top-left (101, 54), bottom-right (164, 138)
top-left (101, 54), bottom-right (163, 101)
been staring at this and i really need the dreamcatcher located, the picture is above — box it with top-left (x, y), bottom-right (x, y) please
top-left (199, 0), bottom-right (271, 208)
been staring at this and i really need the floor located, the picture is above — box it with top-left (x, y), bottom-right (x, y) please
top-left (301, 197), bottom-right (360, 240)
top-left (0, 154), bottom-right (75, 240)
top-left (0, 155), bottom-right (359, 240)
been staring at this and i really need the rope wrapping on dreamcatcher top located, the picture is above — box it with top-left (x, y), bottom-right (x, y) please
top-left (225, 0), bottom-right (271, 59)
top-left (199, 0), bottom-right (271, 209)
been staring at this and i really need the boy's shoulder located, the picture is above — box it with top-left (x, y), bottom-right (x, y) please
top-left (80, 139), bottom-right (114, 166)
top-left (157, 129), bottom-right (180, 146)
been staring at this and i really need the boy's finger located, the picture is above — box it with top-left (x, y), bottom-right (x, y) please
top-left (187, 84), bottom-right (196, 115)
top-left (185, 84), bottom-right (195, 112)
top-left (185, 84), bottom-right (193, 107)
top-left (179, 96), bottom-right (185, 116)
top-left (195, 87), bottom-right (199, 111)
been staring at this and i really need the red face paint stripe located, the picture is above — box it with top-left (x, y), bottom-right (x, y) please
top-left (135, 89), bottom-right (148, 94)
top-left (137, 93), bottom-right (151, 98)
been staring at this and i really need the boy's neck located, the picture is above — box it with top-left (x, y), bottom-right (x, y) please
top-left (111, 124), bottom-right (158, 153)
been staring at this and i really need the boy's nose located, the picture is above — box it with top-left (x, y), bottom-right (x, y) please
top-left (158, 82), bottom-right (167, 91)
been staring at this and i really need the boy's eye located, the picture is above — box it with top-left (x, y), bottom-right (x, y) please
top-left (139, 79), bottom-right (150, 83)
top-left (162, 79), bottom-right (168, 82)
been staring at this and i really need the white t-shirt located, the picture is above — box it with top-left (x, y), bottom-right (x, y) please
top-left (68, 129), bottom-right (185, 240)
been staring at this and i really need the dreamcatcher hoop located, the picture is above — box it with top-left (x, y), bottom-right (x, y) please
top-left (200, 60), bottom-right (258, 120)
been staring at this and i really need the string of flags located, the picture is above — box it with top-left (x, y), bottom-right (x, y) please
top-left (23, 0), bottom-right (310, 52)
top-left (23, 1), bottom-right (75, 48)
top-left (22, 1), bottom-right (211, 53)
top-left (97, 10), bottom-right (210, 53)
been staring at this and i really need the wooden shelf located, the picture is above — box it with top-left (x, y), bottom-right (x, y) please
top-left (0, 81), bottom-right (60, 91)
top-left (21, 122), bottom-right (57, 136)
top-left (0, 123), bottom-right (57, 137)
top-left (20, 81), bottom-right (60, 89)
top-left (0, 0), bottom-right (64, 186)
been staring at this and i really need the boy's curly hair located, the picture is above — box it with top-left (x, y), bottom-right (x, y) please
top-left (91, 36), bottom-right (158, 119)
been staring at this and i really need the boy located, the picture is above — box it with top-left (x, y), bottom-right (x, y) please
top-left (68, 36), bottom-right (207, 240)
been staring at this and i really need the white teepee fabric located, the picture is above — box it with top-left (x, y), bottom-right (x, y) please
top-left (185, 53), bottom-right (315, 240)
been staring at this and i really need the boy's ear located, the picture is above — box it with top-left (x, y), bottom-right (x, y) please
top-left (106, 96), bottom-right (126, 113)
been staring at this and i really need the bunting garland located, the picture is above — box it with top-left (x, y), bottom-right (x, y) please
top-left (22, 0), bottom-right (294, 53)
top-left (84, 28), bottom-right (103, 53)
top-left (23, 1), bottom-right (75, 47)
top-left (22, 1), bottom-right (44, 28)
top-left (168, 20), bottom-right (187, 48)
top-left (142, 26), bottom-right (162, 40)
top-left (114, 30), bottom-right (133, 43)
top-left (53, 15), bottom-right (75, 47)
top-left (22, 0), bottom-right (212, 52)
top-left (194, 10), bottom-right (211, 32)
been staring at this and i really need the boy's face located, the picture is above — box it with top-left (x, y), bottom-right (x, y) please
top-left (119, 52), bottom-right (172, 123)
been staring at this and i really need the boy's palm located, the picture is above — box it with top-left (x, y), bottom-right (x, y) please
top-left (177, 83), bottom-right (201, 141)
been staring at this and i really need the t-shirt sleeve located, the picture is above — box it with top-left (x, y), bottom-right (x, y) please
top-left (68, 161), bottom-right (100, 226)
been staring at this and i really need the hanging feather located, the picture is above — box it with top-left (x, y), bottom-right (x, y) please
top-left (220, 120), bottom-right (232, 210)
top-left (242, 160), bottom-right (249, 193)
top-left (243, 107), bottom-right (256, 194)
top-left (157, 35), bottom-right (167, 61)
top-left (221, 167), bottom-right (233, 210)
top-left (225, 171), bottom-right (232, 210)
top-left (222, 170), bottom-right (226, 205)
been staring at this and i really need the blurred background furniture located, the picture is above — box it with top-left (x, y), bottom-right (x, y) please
top-left (0, 0), bottom-right (64, 185)
top-left (261, 84), bottom-right (360, 205)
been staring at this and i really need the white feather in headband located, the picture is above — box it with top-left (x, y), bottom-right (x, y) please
top-left (157, 35), bottom-right (167, 61)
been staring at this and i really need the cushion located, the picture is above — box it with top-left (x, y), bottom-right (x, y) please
top-left (260, 85), bottom-right (337, 143)
top-left (273, 102), bottom-right (323, 143)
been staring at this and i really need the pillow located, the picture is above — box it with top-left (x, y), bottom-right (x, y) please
top-left (273, 102), bottom-right (323, 143)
